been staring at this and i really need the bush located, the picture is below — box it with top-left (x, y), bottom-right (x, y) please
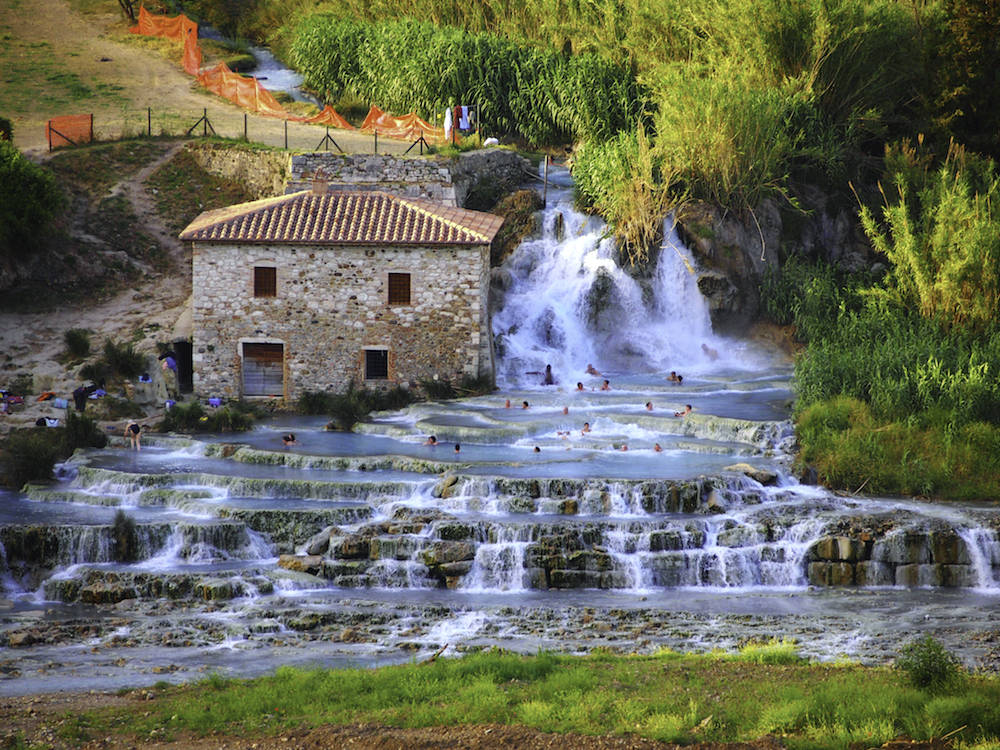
top-left (158, 401), bottom-right (254, 432)
top-left (573, 124), bottom-right (683, 265)
top-left (861, 142), bottom-right (1000, 335)
top-left (0, 432), bottom-right (58, 488)
top-left (204, 406), bottom-right (254, 431)
top-left (420, 378), bottom-right (456, 401)
top-left (896, 635), bottom-right (963, 691)
top-left (102, 338), bottom-right (146, 380)
top-left (320, 383), bottom-right (417, 430)
top-left (298, 391), bottom-right (336, 415)
top-left (64, 329), bottom-right (92, 359)
top-left (158, 400), bottom-right (206, 432)
top-left (0, 140), bottom-right (66, 260)
top-left (62, 411), bottom-right (108, 451)
top-left (112, 508), bottom-right (139, 562)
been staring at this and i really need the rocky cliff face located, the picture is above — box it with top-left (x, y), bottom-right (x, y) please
top-left (677, 189), bottom-right (874, 333)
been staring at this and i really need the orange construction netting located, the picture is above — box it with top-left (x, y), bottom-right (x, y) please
top-left (361, 106), bottom-right (444, 142)
top-left (46, 114), bottom-right (93, 149)
top-left (130, 6), bottom-right (201, 76)
top-left (198, 62), bottom-right (289, 118)
top-left (129, 8), bottom-right (440, 139)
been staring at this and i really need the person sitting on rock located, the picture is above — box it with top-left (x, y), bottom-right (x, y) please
top-left (424, 435), bottom-right (438, 446)
top-left (674, 405), bottom-right (692, 417)
top-left (581, 422), bottom-right (591, 435)
top-left (282, 433), bottom-right (298, 446)
top-left (654, 443), bottom-right (663, 452)
top-left (576, 382), bottom-right (585, 391)
top-left (586, 364), bottom-right (601, 376)
top-left (668, 371), bottom-right (679, 382)
top-left (645, 401), bottom-right (653, 411)
top-left (600, 380), bottom-right (611, 391)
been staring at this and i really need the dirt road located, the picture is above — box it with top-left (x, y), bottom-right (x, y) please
top-left (1, 0), bottom-right (413, 156)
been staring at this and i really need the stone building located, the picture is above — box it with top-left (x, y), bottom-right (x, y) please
top-left (179, 185), bottom-right (504, 401)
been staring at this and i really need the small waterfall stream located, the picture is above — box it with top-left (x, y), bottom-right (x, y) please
top-left (3, 168), bottom-right (1000, 694)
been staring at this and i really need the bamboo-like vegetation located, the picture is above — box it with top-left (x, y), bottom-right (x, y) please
top-left (290, 16), bottom-right (646, 143)
top-left (861, 141), bottom-right (1000, 334)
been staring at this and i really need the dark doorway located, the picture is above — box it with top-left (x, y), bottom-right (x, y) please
top-left (174, 340), bottom-right (193, 393)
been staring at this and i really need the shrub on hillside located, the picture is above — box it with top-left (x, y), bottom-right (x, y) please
top-left (861, 141), bottom-right (1000, 335)
top-left (0, 140), bottom-right (66, 261)
top-left (64, 329), bottom-right (92, 359)
top-left (101, 338), bottom-right (146, 380)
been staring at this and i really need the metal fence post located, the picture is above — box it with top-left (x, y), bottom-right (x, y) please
top-left (284, 120), bottom-right (288, 150)
top-left (148, 107), bottom-right (152, 137)
top-left (374, 130), bottom-right (378, 154)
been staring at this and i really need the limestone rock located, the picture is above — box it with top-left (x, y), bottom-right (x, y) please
top-left (278, 554), bottom-right (324, 574)
top-left (724, 463), bottom-right (778, 486)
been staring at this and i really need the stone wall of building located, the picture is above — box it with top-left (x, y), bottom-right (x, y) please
top-left (192, 241), bottom-right (491, 401)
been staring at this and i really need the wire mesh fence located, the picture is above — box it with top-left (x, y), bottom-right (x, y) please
top-left (46, 106), bottom-right (437, 155)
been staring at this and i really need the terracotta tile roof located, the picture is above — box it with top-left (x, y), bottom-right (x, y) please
top-left (179, 191), bottom-right (505, 246)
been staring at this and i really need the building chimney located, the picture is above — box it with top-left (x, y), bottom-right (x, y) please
top-left (311, 167), bottom-right (328, 195)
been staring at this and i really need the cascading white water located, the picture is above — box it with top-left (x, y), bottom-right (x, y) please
top-left (492, 182), bottom-right (720, 386)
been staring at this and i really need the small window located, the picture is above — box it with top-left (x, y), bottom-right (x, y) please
top-left (387, 272), bottom-right (411, 306)
top-left (254, 266), bottom-right (277, 298)
top-left (365, 349), bottom-right (389, 380)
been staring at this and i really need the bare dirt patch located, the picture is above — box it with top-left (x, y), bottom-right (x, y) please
top-left (0, 690), bottom-right (799, 750)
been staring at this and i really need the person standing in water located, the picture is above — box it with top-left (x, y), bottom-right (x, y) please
top-left (124, 420), bottom-right (141, 451)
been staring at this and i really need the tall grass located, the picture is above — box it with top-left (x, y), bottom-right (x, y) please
top-left (572, 123), bottom-right (684, 265)
top-left (289, 17), bottom-right (647, 143)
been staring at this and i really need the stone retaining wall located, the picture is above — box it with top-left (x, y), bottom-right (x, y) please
top-left (286, 149), bottom-right (531, 206)
top-left (185, 143), bottom-right (290, 200)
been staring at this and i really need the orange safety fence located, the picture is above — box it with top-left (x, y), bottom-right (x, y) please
top-left (296, 105), bottom-right (356, 130)
top-left (46, 114), bottom-right (93, 149)
top-left (129, 9), bottom-right (433, 141)
top-left (197, 63), bottom-right (289, 118)
top-left (361, 105), bottom-right (444, 142)
top-left (130, 6), bottom-right (201, 76)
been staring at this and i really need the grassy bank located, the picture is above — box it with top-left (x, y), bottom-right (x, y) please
top-left (36, 645), bottom-right (1000, 750)
top-left (768, 145), bottom-right (1000, 500)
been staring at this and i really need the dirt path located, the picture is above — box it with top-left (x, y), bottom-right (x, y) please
top-left (0, 138), bottom-right (192, 432)
top-left (2, 0), bottom-right (413, 156)
top-left (0, 0), bottom-right (424, 432)
top-left (0, 690), bottom-right (804, 750)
